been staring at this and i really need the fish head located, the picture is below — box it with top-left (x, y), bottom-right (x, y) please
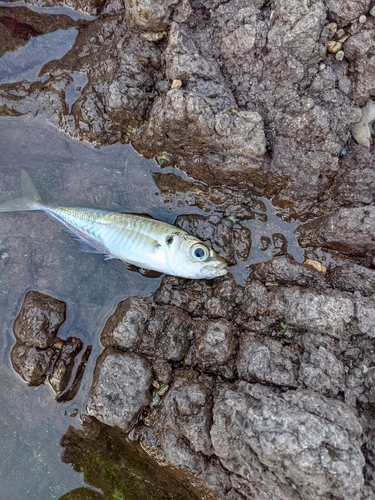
top-left (165, 232), bottom-right (228, 279)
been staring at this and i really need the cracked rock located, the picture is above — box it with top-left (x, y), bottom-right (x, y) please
top-left (87, 349), bottom-right (152, 432)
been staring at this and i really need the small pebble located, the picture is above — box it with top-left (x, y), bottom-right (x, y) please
top-left (335, 28), bottom-right (345, 39)
top-left (370, 6), bottom-right (375, 17)
top-left (150, 390), bottom-right (161, 407)
top-left (158, 384), bottom-right (169, 396)
top-left (1, 252), bottom-right (8, 259)
top-left (335, 50), bottom-right (345, 61)
top-left (171, 79), bottom-right (182, 89)
top-left (361, 365), bottom-right (369, 374)
top-left (339, 147), bottom-right (347, 157)
top-left (303, 259), bottom-right (327, 273)
top-left (319, 63), bottom-right (326, 71)
top-left (141, 31), bottom-right (166, 42)
top-left (326, 22), bottom-right (337, 39)
top-left (359, 15), bottom-right (366, 23)
top-left (327, 41), bottom-right (342, 53)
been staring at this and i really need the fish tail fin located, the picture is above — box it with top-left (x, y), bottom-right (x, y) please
top-left (0, 170), bottom-right (43, 212)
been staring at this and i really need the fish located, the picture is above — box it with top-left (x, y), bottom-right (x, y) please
top-left (0, 170), bottom-right (228, 279)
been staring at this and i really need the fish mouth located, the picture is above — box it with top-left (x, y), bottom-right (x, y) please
top-left (208, 260), bottom-right (228, 277)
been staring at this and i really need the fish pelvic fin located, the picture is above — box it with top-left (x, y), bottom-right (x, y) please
top-left (0, 170), bottom-right (43, 212)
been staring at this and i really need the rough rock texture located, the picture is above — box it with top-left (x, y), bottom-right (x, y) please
top-left (13, 290), bottom-right (66, 348)
top-left (328, 262), bottom-right (375, 296)
top-left (268, 287), bottom-right (354, 337)
top-left (298, 345), bottom-right (345, 396)
top-left (3, 0), bottom-right (375, 498)
top-left (90, 267), bottom-right (375, 498)
top-left (87, 348), bottom-right (152, 432)
top-left (186, 319), bottom-right (237, 379)
top-left (11, 343), bottom-right (55, 386)
top-left (211, 383), bottom-right (365, 500)
top-left (49, 336), bottom-right (84, 396)
top-left (297, 206), bottom-right (375, 256)
top-left (2, 0), bottom-right (373, 216)
top-left (176, 215), bottom-right (251, 265)
top-left (237, 335), bottom-right (298, 387)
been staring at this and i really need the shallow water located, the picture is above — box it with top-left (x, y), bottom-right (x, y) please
top-left (0, 114), bottom-right (304, 498)
top-left (0, 27), bottom-right (78, 84)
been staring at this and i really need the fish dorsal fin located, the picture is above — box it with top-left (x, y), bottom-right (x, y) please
top-left (21, 170), bottom-right (43, 202)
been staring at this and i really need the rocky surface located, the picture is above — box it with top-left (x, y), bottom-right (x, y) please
top-left (13, 290), bottom-right (66, 348)
top-left (2, 0), bottom-right (373, 216)
top-left (11, 291), bottom-right (91, 400)
top-left (2, 0), bottom-right (375, 498)
top-left (91, 260), bottom-right (375, 499)
top-left (87, 348), bottom-right (152, 432)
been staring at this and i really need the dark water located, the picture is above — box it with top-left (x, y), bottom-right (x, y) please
top-left (0, 5), bottom-right (304, 496)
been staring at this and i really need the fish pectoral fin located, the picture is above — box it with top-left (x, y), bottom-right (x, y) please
top-left (60, 226), bottom-right (107, 255)
top-left (104, 254), bottom-right (116, 260)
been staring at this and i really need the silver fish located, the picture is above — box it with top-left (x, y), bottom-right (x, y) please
top-left (0, 171), bottom-right (227, 279)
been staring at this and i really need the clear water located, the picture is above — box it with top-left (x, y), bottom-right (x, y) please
top-left (0, 27), bottom-right (78, 84)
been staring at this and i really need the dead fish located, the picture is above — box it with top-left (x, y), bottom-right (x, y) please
top-left (0, 171), bottom-right (227, 279)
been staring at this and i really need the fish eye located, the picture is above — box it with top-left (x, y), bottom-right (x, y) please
top-left (190, 244), bottom-right (209, 261)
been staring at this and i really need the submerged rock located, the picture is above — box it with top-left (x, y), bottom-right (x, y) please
top-left (13, 290), bottom-right (66, 349)
top-left (49, 336), bottom-right (84, 397)
top-left (11, 343), bottom-right (55, 386)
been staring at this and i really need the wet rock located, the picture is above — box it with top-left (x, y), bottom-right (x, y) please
top-left (237, 336), bottom-right (299, 387)
top-left (211, 382), bottom-right (365, 500)
top-left (49, 336), bottom-right (83, 397)
top-left (327, 0), bottom-right (371, 26)
top-left (186, 319), bottom-right (237, 379)
top-left (24, 0), bottom-right (108, 15)
top-left (11, 343), bottom-right (54, 386)
top-left (87, 348), bottom-right (152, 432)
top-left (132, 20), bottom-right (266, 186)
top-left (164, 373), bottom-right (213, 456)
top-left (251, 257), bottom-right (328, 290)
top-left (328, 263), bottom-right (375, 296)
top-left (268, 287), bottom-right (354, 338)
top-left (125, 0), bottom-right (179, 31)
top-left (153, 276), bottom-right (212, 317)
top-left (238, 280), bottom-right (268, 320)
top-left (297, 206), bottom-right (375, 256)
top-left (176, 214), bottom-right (251, 266)
top-left (135, 370), bottom-right (241, 498)
top-left (57, 344), bottom-right (92, 403)
top-left (145, 307), bottom-right (192, 361)
top-left (299, 346), bottom-right (345, 396)
top-left (102, 296), bottom-right (192, 362)
top-left (0, 6), bottom-right (77, 57)
top-left (205, 296), bottom-right (234, 321)
top-left (351, 99), bottom-right (375, 147)
top-left (333, 145), bottom-right (375, 206)
top-left (13, 290), bottom-right (66, 349)
top-left (268, 0), bottom-right (326, 62)
top-left (101, 296), bottom-right (153, 350)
